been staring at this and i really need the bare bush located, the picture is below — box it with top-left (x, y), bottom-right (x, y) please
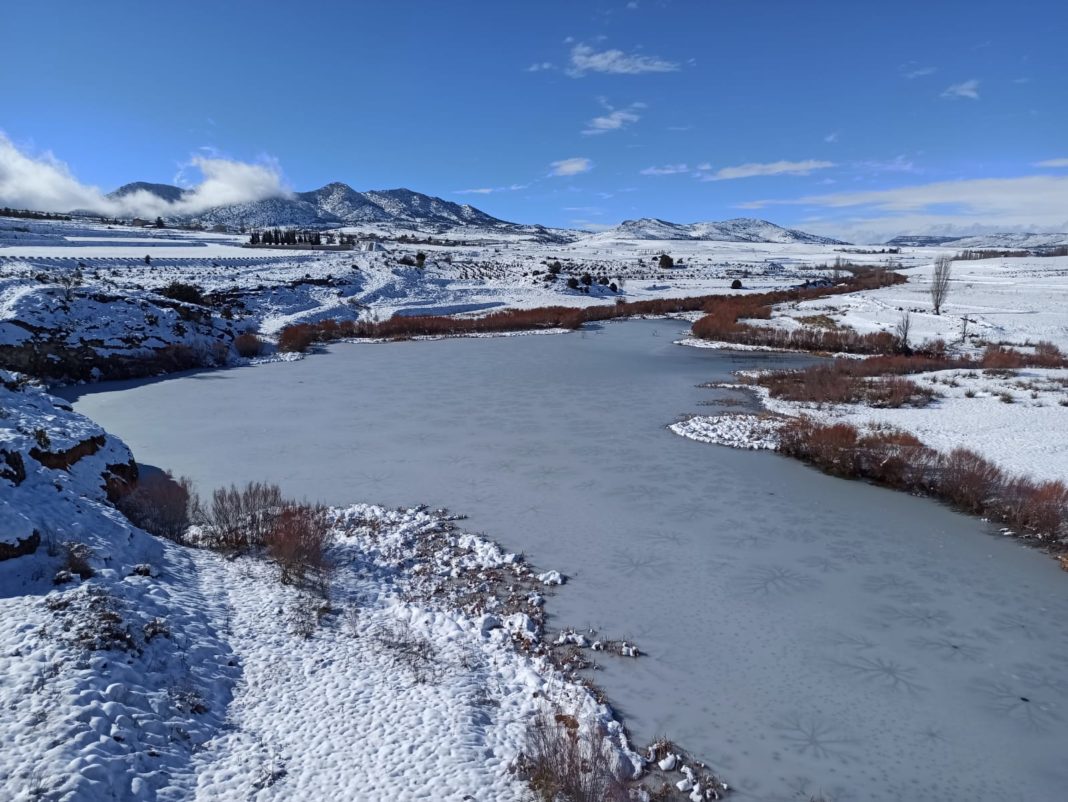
top-left (116, 471), bottom-right (195, 542)
top-left (894, 311), bottom-right (911, 353)
top-left (265, 505), bottom-right (332, 590)
top-left (287, 596), bottom-right (320, 638)
top-left (515, 713), bottom-right (629, 802)
top-left (61, 541), bottom-right (94, 580)
top-left (940, 448), bottom-right (1004, 514)
top-left (196, 481), bottom-right (284, 551)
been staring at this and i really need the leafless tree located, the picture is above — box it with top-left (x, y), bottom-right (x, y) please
top-left (930, 255), bottom-right (952, 315)
top-left (895, 311), bottom-right (912, 353)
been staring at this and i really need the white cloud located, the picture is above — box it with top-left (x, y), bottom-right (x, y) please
top-left (572, 219), bottom-right (616, 231)
top-left (454, 183), bottom-right (530, 195)
top-left (699, 159), bottom-right (835, 181)
top-left (824, 131), bottom-right (839, 143)
top-left (901, 64), bottom-right (937, 79)
top-left (640, 163), bottom-right (690, 176)
top-left (0, 132), bottom-right (289, 217)
top-left (549, 157), bottom-right (593, 177)
top-left (567, 43), bottom-right (678, 76)
top-left (855, 155), bottom-right (918, 174)
top-left (582, 101), bottom-right (645, 135)
top-left (942, 79), bottom-right (980, 99)
top-left (738, 175), bottom-right (1068, 241)
top-left (1035, 158), bottom-right (1068, 168)
top-left (526, 62), bottom-right (554, 72)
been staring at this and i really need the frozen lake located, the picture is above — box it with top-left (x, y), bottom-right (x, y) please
top-left (63, 320), bottom-right (1068, 801)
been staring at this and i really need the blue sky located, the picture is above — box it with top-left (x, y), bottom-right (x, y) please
top-left (2, 0), bottom-right (1066, 240)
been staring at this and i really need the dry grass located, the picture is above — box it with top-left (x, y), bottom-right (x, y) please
top-left (755, 365), bottom-right (937, 408)
top-left (515, 713), bottom-right (629, 802)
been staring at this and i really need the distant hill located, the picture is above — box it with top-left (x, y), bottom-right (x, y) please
top-left (588, 216), bottom-right (847, 245)
top-left (107, 182), bottom-right (188, 204)
top-left (887, 232), bottom-right (1068, 249)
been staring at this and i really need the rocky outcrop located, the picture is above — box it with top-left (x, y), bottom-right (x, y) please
top-left (0, 529), bottom-right (39, 561)
top-left (0, 280), bottom-right (237, 383)
top-left (1, 449), bottom-right (26, 485)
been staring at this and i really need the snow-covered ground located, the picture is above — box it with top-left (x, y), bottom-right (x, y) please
top-left (676, 369), bottom-right (1068, 484)
top-left (673, 255), bottom-right (1068, 484)
top-left (751, 255), bottom-right (1068, 353)
top-left (2, 373), bottom-right (680, 800)
top-left (1, 215), bottom-right (937, 343)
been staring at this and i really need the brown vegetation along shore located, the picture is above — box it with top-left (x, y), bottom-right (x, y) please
top-left (276, 266), bottom-right (905, 353)
top-left (778, 418), bottom-right (1068, 551)
top-left (748, 342), bottom-right (1068, 408)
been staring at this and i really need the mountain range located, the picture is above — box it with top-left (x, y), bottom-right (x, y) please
top-left (587, 217), bottom-right (846, 245)
top-left (886, 232), bottom-right (1068, 249)
top-left (104, 181), bottom-right (853, 244)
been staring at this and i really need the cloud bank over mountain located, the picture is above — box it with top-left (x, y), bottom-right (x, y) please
top-left (0, 133), bottom-right (289, 217)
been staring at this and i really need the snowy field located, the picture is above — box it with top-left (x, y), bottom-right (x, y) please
top-left (675, 255), bottom-right (1068, 483)
top-left (1, 216), bottom-right (936, 338)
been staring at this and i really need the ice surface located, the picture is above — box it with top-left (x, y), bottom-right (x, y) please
top-left (65, 320), bottom-right (1068, 801)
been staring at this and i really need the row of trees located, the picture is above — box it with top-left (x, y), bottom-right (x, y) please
top-left (1, 207), bottom-right (72, 221)
top-left (249, 230), bottom-right (359, 246)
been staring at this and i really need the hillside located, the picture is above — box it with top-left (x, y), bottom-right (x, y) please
top-left (589, 216), bottom-right (846, 245)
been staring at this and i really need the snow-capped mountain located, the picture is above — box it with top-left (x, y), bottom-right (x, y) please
top-left (107, 183), bottom-right (542, 237)
top-left (887, 232), bottom-right (1068, 249)
top-left (103, 181), bottom-right (575, 242)
top-left (589, 217), bottom-right (847, 245)
top-left (295, 182), bottom-right (392, 223)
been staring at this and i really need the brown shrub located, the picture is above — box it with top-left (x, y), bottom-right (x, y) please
top-left (755, 365), bottom-right (936, 408)
top-left (1032, 341), bottom-right (1067, 368)
top-left (857, 427), bottom-right (937, 489)
top-left (939, 448), bottom-right (1004, 514)
top-left (116, 471), bottom-right (195, 542)
top-left (234, 332), bottom-right (264, 358)
top-left (265, 505), bottom-right (332, 590)
top-left (981, 346), bottom-right (1028, 370)
top-left (690, 268), bottom-right (906, 353)
top-left (778, 419), bottom-right (862, 477)
top-left (277, 324), bottom-right (316, 353)
top-left (779, 420), bottom-right (1067, 543)
top-left (997, 479), bottom-right (1068, 537)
